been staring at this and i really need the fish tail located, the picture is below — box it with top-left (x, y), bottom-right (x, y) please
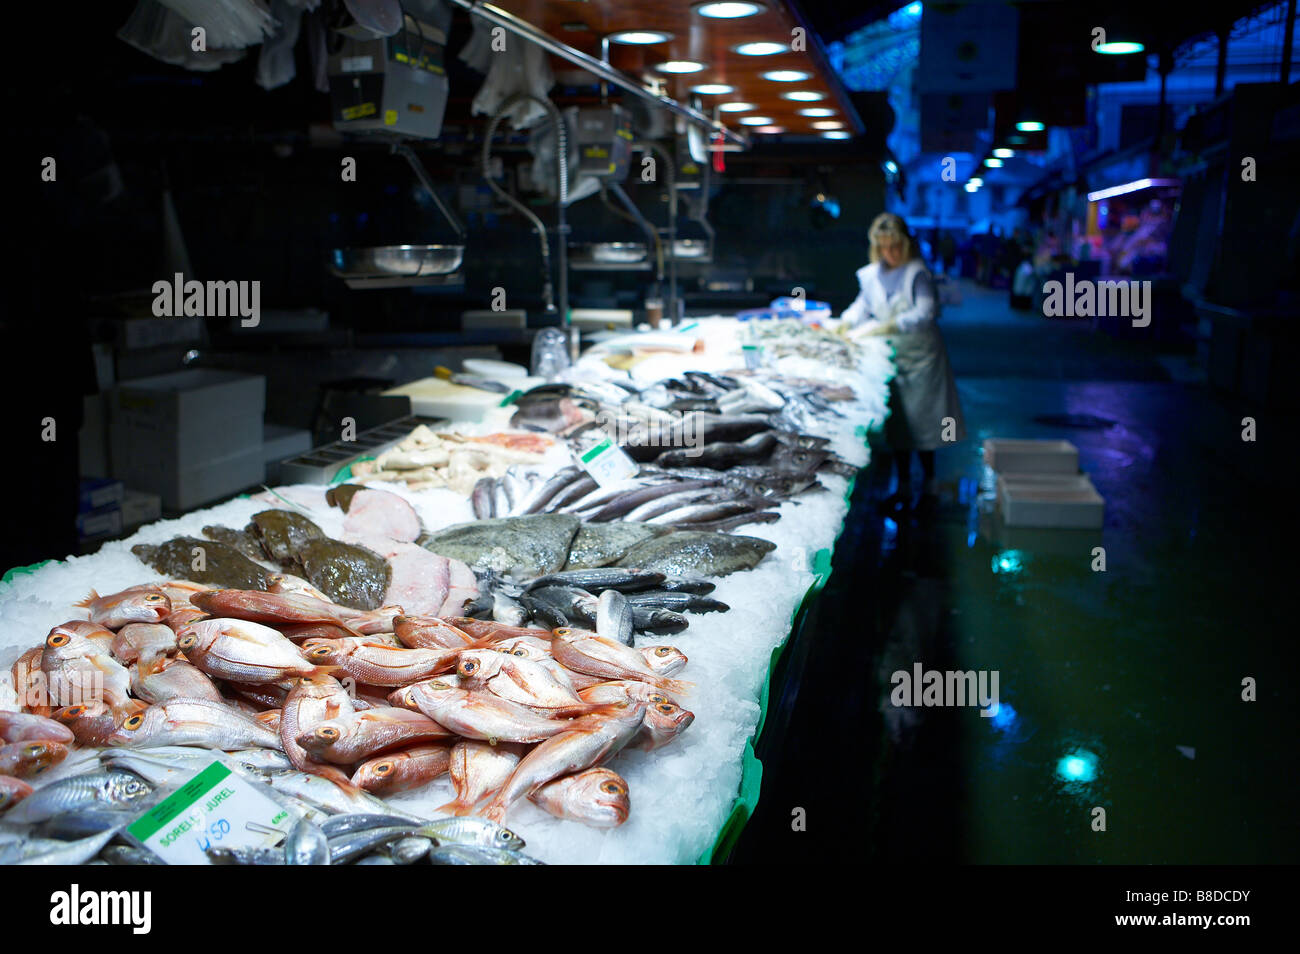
top-left (73, 589), bottom-right (99, 609)
top-left (435, 797), bottom-right (473, 816)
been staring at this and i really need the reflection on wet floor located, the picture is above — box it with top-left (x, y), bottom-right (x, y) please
top-left (734, 281), bottom-right (1298, 865)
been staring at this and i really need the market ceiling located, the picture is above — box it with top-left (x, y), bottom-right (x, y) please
top-left (487, 0), bottom-right (863, 138)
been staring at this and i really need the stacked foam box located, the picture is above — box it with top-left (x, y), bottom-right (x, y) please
top-left (984, 439), bottom-right (1105, 529)
top-left (77, 478), bottom-right (124, 543)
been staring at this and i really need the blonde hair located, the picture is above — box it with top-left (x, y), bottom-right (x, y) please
top-left (868, 212), bottom-right (920, 264)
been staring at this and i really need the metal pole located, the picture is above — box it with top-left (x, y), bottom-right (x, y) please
top-left (447, 0), bottom-right (746, 146)
top-left (391, 143), bottom-right (467, 239)
top-left (1215, 27), bottom-right (1227, 97)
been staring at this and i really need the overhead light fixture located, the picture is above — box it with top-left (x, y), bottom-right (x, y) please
top-left (993, 148), bottom-right (1014, 158)
top-left (608, 30), bottom-right (673, 45)
top-left (822, 131), bottom-right (851, 140)
top-left (1095, 40), bottom-right (1144, 54)
top-left (735, 41), bottom-right (786, 56)
top-left (964, 182), bottom-right (979, 192)
top-left (691, 83), bottom-right (734, 94)
top-left (798, 107), bottom-right (835, 117)
top-left (1086, 178), bottom-right (1179, 202)
top-left (655, 60), bottom-right (707, 73)
top-left (812, 120), bottom-right (844, 130)
top-left (694, 1), bottom-right (766, 18)
top-left (718, 101), bottom-right (756, 112)
top-left (762, 70), bottom-right (810, 82)
top-left (738, 115), bottom-right (774, 125)
top-left (782, 91), bottom-right (824, 101)
top-left (755, 125), bottom-right (784, 134)
top-left (984, 157), bottom-right (1003, 167)
top-left (1015, 121), bottom-right (1045, 132)
top-left (969, 177), bottom-right (984, 186)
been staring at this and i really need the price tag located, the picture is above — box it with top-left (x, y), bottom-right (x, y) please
top-left (577, 438), bottom-right (638, 487)
top-left (126, 761), bottom-right (290, 865)
top-left (742, 343), bottom-right (763, 370)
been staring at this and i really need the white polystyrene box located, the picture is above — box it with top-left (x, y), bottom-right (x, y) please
top-left (983, 438), bottom-right (1080, 475)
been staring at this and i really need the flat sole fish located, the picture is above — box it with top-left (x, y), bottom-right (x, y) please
top-left (422, 514), bottom-right (580, 577)
top-left (618, 531), bottom-right (776, 578)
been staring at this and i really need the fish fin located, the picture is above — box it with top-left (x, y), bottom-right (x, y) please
top-left (654, 677), bottom-right (695, 696)
top-left (73, 589), bottom-right (99, 609)
top-left (436, 797), bottom-right (472, 816)
top-left (308, 664), bottom-right (344, 678)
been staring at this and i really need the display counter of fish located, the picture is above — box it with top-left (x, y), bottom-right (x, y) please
top-left (1, 572), bottom-right (695, 864)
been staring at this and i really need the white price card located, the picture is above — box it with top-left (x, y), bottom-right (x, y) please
top-left (577, 438), bottom-right (638, 487)
top-left (126, 761), bottom-right (290, 865)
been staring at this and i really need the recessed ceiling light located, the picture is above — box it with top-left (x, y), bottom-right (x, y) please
top-left (655, 60), bottom-right (707, 73)
top-left (738, 116), bottom-right (774, 125)
top-left (811, 120), bottom-right (843, 129)
top-left (718, 102), bottom-right (756, 112)
top-left (782, 91), bottom-right (824, 101)
top-left (1015, 121), bottom-right (1045, 132)
top-left (1095, 41), bottom-right (1144, 54)
top-left (762, 70), bottom-right (810, 82)
top-left (993, 148), bottom-right (1014, 158)
top-left (821, 131), bottom-right (851, 140)
top-left (735, 41), bottom-right (786, 56)
top-left (798, 107), bottom-right (835, 117)
top-left (694, 1), bottom-right (766, 18)
top-left (691, 84), bottom-right (734, 95)
top-left (964, 182), bottom-right (979, 192)
top-left (969, 176), bottom-right (984, 186)
top-left (755, 125), bottom-right (785, 134)
top-left (984, 157), bottom-right (1003, 167)
top-left (608, 30), bottom-right (673, 45)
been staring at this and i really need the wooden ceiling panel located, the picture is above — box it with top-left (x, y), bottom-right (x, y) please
top-left (488, 0), bottom-right (857, 136)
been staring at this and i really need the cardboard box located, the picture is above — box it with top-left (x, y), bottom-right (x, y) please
top-left (109, 369), bottom-right (266, 511)
top-left (983, 438), bottom-right (1080, 475)
top-left (78, 477), bottom-right (123, 513)
top-left (121, 489), bottom-right (162, 528)
top-left (997, 473), bottom-right (1105, 529)
top-left (77, 506), bottom-right (123, 542)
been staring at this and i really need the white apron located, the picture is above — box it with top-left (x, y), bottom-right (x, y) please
top-left (857, 260), bottom-right (967, 452)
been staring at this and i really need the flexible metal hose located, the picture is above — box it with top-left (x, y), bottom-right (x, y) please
top-left (481, 93), bottom-right (569, 317)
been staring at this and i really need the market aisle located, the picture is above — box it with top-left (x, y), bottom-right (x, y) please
top-left (734, 280), bottom-right (1299, 864)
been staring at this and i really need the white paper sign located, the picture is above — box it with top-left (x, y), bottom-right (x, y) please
top-left (577, 438), bottom-right (638, 487)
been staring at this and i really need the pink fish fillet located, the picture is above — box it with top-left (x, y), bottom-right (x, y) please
top-left (342, 489), bottom-right (422, 543)
top-left (345, 534), bottom-right (450, 616)
top-left (437, 559), bottom-right (479, 618)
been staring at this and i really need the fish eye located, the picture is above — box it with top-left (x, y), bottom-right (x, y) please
top-left (24, 744), bottom-right (45, 756)
top-left (374, 762), bottom-right (392, 776)
top-left (60, 705), bottom-right (86, 719)
top-left (657, 704), bottom-right (676, 714)
top-left (123, 715), bottom-right (144, 730)
top-left (498, 830), bottom-right (514, 843)
top-left (461, 660), bottom-right (477, 673)
top-left (310, 647), bottom-right (331, 659)
top-left (178, 634), bottom-right (197, 650)
top-left (47, 633), bottom-right (69, 647)
top-left (602, 781), bottom-right (625, 795)
top-left (555, 628), bottom-right (570, 636)
top-left (511, 649), bottom-right (526, 656)
top-left (316, 726), bottom-right (339, 740)
top-left (655, 647), bottom-right (673, 656)
top-left (650, 693), bottom-right (669, 704)
top-left (145, 594), bottom-right (166, 603)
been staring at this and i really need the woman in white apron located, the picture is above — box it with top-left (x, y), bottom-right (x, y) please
top-left (843, 213), bottom-right (967, 510)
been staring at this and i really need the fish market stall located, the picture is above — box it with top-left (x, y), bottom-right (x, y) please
top-left (0, 321), bottom-right (893, 864)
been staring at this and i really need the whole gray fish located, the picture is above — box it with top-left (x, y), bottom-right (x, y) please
top-left (15, 829), bottom-right (119, 866)
top-left (562, 522), bottom-right (667, 570)
top-left (428, 844), bottom-right (544, 865)
top-left (596, 589), bottom-right (634, 646)
top-left (526, 586), bottom-right (598, 626)
top-left (655, 576), bottom-right (716, 595)
top-left (36, 809), bottom-right (139, 839)
top-left (257, 768), bottom-right (403, 817)
top-left (523, 568), bottom-right (666, 593)
top-left (320, 813), bottom-right (423, 838)
top-left (618, 531), bottom-right (776, 577)
top-left (422, 514), bottom-right (581, 576)
top-left (471, 477), bottom-right (496, 520)
top-left (587, 479), bottom-right (720, 523)
top-left (631, 607), bottom-right (689, 634)
top-left (100, 845), bottom-right (165, 865)
top-left (518, 466), bottom-right (583, 515)
top-left (285, 817), bottom-right (330, 865)
top-left (208, 846), bottom-right (285, 865)
top-left (625, 591), bottom-right (730, 614)
top-left (1, 768), bottom-right (152, 824)
top-left (390, 836), bottom-right (433, 864)
top-left (355, 854), bottom-right (396, 865)
top-left (328, 825), bottom-right (420, 865)
top-left (420, 815), bottom-right (525, 851)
